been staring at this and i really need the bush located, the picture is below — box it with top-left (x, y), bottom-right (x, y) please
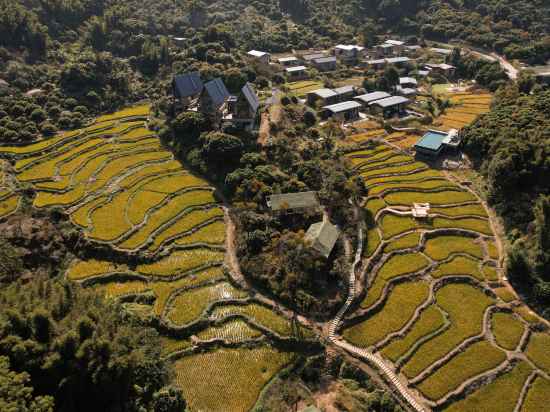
top-left (40, 122), bottom-right (57, 136)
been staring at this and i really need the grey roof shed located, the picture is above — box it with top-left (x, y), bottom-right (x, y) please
top-left (305, 221), bottom-right (340, 258)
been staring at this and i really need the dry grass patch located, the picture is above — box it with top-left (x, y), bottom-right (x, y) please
top-left (424, 235), bottom-right (484, 261)
top-left (417, 340), bottom-right (506, 401)
top-left (345, 280), bottom-right (430, 347)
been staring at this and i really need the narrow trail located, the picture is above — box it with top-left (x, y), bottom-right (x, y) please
top-left (325, 202), bottom-right (428, 412)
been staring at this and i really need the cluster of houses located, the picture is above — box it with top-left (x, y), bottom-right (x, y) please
top-left (266, 192), bottom-right (340, 258)
top-left (247, 39), bottom-right (456, 90)
top-left (172, 71), bottom-right (260, 130)
top-left (306, 79), bottom-right (419, 122)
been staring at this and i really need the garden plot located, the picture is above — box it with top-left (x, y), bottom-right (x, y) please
top-left (173, 346), bottom-right (294, 412)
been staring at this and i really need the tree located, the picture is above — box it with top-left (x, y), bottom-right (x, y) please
top-left (172, 111), bottom-right (209, 145)
top-left (383, 66), bottom-right (399, 91)
top-left (0, 356), bottom-right (54, 412)
top-left (0, 279), bottom-right (185, 412)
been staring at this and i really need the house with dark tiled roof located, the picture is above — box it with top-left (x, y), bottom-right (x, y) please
top-left (199, 78), bottom-right (231, 125)
top-left (172, 71), bottom-right (204, 108)
top-left (226, 83), bottom-right (261, 130)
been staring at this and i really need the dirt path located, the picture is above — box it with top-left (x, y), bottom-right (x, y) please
top-left (257, 88), bottom-right (282, 147)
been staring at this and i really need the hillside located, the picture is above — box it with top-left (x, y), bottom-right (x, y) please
top-left (1, 0), bottom-right (550, 411)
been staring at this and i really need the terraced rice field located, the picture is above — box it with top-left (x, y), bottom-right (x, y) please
top-left (0, 162), bottom-right (22, 219)
top-left (433, 92), bottom-right (492, 132)
top-left (286, 80), bottom-right (323, 97)
top-left (342, 142), bottom-right (550, 411)
top-left (0, 106), bottom-right (310, 412)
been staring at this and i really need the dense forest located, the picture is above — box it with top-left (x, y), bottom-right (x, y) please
top-left (462, 85), bottom-right (550, 316)
top-left (0, 279), bottom-right (185, 411)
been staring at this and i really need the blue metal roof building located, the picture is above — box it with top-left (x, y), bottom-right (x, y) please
top-left (414, 130), bottom-right (449, 157)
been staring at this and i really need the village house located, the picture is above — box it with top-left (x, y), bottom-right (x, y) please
top-left (305, 221), bottom-right (341, 258)
top-left (396, 86), bottom-right (418, 98)
top-left (266, 191), bottom-right (320, 214)
top-left (285, 65), bottom-right (308, 80)
top-left (247, 50), bottom-right (271, 65)
top-left (369, 95), bottom-right (410, 118)
top-left (333, 85), bottom-right (357, 101)
top-left (384, 39), bottom-right (405, 54)
top-left (364, 59), bottom-right (387, 70)
top-left (425, 63), bottom-right (456, 77)
top-left (414, 129), bottom-right (461, 158)
top-left (301, 52), bottom-right (327, 65)
top-left (322, 101), bottom-right (362, 122)
top-left (225, 82), bottom-right (260, 130)
top-left (277, 56), bottom-right (300, 67)
top-left (399, 77), bottom-right (418, 88)
top-left (354, 91), bottom-right (391, 107)
top-left (311, 56), bottom-right (337, 72)
top-left (172, 71), bottom-right (204, 109)
top-left (375, 43), bottom-right (395, 57)
top-left (334, 45), bottom-right (365, 65)
top-left (307, 88), bottom-right (338, 107)
top-left (199, 78), bottom-right (231, 126)
top-left (385, 56), bottom-right (411, 68)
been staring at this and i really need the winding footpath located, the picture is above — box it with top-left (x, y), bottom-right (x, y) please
top-left (327, 210), bottom-right (428, 412)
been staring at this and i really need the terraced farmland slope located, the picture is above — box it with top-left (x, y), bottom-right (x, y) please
top-left (341, 143), bottom-right (550, 411)
top-left (0, 105), bottom-right (314, 412)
